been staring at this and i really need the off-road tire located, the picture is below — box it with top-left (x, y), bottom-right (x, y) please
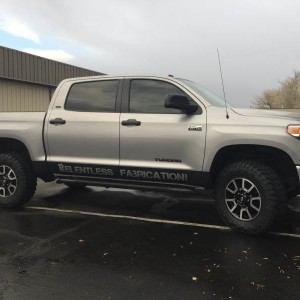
top-left (214, 160), bottom-right (286, 235)
top-left (0, 152), bottom-right (37, 208)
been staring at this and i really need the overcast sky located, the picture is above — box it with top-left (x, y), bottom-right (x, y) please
top-left (1, 0), bottom-right (300, 107)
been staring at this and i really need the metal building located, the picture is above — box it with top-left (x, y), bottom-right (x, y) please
top-left (0, 46), bottom-right (104, 112)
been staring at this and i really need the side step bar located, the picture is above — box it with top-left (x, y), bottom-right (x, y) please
top-left (57, 178), bottom-right (205, 193)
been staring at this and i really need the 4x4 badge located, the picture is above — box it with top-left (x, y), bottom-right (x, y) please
top-left (188, 125), bottom-right (202, 131)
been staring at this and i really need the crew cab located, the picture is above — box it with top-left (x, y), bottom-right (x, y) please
top-left (0, 75), bottom-right (300, 234)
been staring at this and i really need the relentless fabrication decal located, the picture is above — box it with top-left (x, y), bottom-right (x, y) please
top-left (51, 162), bottom-right (209, 188)
top-left (56, 163), bottom-right (189, 183)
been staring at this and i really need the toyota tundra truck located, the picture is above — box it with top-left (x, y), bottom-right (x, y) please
top-left (0, 75), bottom-right (299, 235)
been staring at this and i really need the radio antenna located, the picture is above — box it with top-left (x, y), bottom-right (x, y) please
top-left (217, 49), bottom-right (229, 119)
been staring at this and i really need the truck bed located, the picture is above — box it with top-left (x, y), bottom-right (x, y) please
top-left (0, 112), bottom-right (46, 162)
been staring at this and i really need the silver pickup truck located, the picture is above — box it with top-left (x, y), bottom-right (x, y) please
top-left (0, 75), bottom-right (299, 234)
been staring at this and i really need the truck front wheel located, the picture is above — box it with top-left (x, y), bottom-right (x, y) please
top-left (0, 152), bottom-right (37, 208)
top-left (214, 160), bottom-right (286, 235)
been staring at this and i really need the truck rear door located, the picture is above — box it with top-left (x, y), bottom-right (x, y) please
top-left (45, 78), bottom-right (123, 180)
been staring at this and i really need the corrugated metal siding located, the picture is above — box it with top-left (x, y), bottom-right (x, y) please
top-left (0, 46), bottom-right (104, 86)
top-left (0, 79), bottom-right (49, 112)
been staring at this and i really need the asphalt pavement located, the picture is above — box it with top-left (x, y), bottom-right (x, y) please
top-left (0, 180), bottom-right (299, 300)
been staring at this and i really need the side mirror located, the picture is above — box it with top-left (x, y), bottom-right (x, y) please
top-left (165, 94), bottom-right (199, 114)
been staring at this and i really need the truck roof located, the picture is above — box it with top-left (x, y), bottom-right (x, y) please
top-left (60, 74), bottom-right (183, 83)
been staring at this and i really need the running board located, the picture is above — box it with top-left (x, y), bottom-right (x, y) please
top-left (57, 178), bottom-right (205, 193)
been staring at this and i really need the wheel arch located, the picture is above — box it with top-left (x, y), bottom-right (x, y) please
top-left (210, 144), bottom-right (299, 196)
top-left (0, 138), bottom-right (32, 160)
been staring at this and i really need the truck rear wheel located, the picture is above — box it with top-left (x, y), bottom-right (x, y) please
top-left (214, 160), bottom-right (286, 235)
top-left (0, 152), bottom-right (37, 208)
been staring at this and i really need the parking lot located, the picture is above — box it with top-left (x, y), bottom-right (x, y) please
top-left (0, 180), bottom-right (299, 300)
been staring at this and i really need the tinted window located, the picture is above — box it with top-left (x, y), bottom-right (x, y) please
top-left (65, 80), bottom-right (119, 112)
top-left (130, 80), bottom-right (191, 114)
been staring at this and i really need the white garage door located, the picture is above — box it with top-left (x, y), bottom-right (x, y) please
top-left (0, 79), bottom-right (50, 112)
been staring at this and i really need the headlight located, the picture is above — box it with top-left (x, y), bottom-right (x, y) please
top-left (287, 125), bottom-right (300, 138)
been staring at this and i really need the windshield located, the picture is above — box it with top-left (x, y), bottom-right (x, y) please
top-left (177, 78), bottom-right (232, 107)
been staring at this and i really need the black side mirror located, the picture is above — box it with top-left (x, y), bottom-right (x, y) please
top-left (165, 94), bottom-right (199, 114)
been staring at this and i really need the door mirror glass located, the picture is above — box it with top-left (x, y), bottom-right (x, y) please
top-left (164, 94), bottom-right (199, 114)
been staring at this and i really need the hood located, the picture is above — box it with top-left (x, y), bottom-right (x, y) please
top-left (231, 108), bottom-right (300, 121)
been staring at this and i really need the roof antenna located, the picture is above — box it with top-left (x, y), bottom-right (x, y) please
top-left (217, 49), bottom-right (229, 119)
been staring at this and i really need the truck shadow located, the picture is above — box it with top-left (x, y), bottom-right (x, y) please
top-left (28, 181), bottom-right (300, 235)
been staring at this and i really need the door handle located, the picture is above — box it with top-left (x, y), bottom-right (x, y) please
top-left (121, 119), bottom-right (141, 126)
top-left (49, 118), bottom-right (66, 125)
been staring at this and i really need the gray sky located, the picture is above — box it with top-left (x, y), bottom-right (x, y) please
top-left (1, 0), bottom-right (300, 107)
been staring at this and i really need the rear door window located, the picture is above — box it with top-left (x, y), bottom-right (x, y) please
top-left (65, 80), bottom-right (119, 112)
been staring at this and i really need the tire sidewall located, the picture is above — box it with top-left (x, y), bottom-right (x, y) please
top-left (0, 153), bottom-right (31, 208)
top-left (215, 163), bottom-right (279, 233)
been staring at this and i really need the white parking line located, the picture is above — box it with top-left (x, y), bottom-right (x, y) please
top-left (27, 206), bottom-right (300, 238)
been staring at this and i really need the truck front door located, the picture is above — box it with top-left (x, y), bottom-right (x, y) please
top-left (119, 78), bottom-right (207, 187)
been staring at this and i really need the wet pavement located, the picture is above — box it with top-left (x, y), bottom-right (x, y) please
top-left (0, 181), bottom-right (299, 299)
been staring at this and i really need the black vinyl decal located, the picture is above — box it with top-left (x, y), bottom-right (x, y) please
top-left (49, 162), bottom-right (210, 187)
